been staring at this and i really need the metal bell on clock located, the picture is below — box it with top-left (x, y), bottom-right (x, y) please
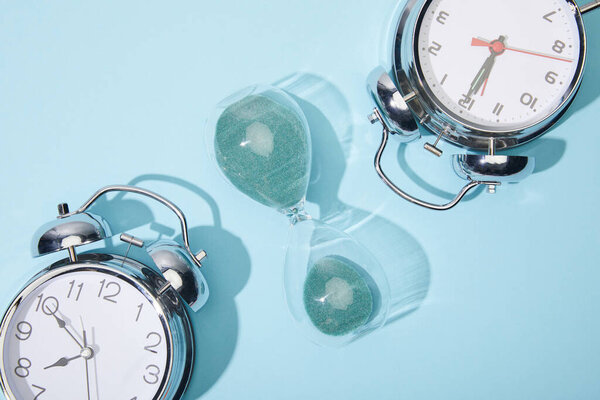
top-left (367, 68), bottom-right (535, 210)
top-left (32, 203), bottom-right (111, 260)
top-left (34, 185), bottom-right (210, 312)
top-left (146, 241), bottom-right (209, 312)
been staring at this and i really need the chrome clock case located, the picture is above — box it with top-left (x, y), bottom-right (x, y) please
top-left (367, 0), bottom-right (595, 210)
top-left (0, 256), bottom-right (194, 400)
top-left (0, 185), bottom-right (209, 400)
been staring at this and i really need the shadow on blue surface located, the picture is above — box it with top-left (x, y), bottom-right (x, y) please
top-left (395, 144), bottom-right (486, 202)
top-left (280, 73), bottom-right (431, 324)
top-left (400, 136), bottom-right (568, 199)
top-left (505, 137), bottom-right (567, 174)
top-left (89, 174), bottom-right (250, 399)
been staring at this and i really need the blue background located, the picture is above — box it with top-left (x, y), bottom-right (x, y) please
top-left (1, 1), bottom-right (599, 399)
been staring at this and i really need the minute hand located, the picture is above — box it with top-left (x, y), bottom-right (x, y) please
top-left (472, 38), bottom-right (573, 63)
top-left (466, 35), bottom-right (506, 98)
top-left (468, 53), bottom-right (496, 98)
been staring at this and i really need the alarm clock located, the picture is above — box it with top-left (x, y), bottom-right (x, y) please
top-left (368, 0), bottom-right (599, 210)
top-left (0, 185), bottom-right (209, 400)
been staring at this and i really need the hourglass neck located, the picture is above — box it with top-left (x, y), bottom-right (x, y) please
top-left (282, 204), bottom-right (311, 225)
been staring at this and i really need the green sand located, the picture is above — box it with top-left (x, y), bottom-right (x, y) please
top-left (303, 256), bottom-right (374, 336)
top-left (214, 94), bottom-right (310, 210)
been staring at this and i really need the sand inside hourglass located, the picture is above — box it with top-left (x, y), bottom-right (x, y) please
top-left (303, 256), bottom-right (374, 336)
top-left (214, 94), bottom-right (310, 211)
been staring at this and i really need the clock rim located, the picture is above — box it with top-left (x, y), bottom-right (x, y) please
top-left (0, 254), bottom-right (194, 400)
top-left (393, 0), bottom-right (587, 150)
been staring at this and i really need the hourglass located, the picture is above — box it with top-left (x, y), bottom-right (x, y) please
top-left (206, 85), bottom-right (391, 346)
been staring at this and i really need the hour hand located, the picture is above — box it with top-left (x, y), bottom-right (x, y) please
top-left (50, 313), bottom-right (83, 349)
top-left (467, 35), bottom-right (506, 98)
top-left (467, 57), bottom-right (493, 98)
top-left (44, 354), bottom-right (82, 370)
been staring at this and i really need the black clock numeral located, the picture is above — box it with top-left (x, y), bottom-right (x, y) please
top-left (543, 10), bottom-right (557, 23)
top-left (436, 11), bottom-right (450, 25)
top-left (428, 41), bottom-right (442, 56)
top-left (459, 94), bottom-right (475, 111)
top-left (67, 280), bottom-right (84, 301)
top-left (15, 321), bottom-right (32, 341)
top-left (14, 358), bottom-right (31, 378)
top-left (135, 303), bottom-right (144, 322)
top-left (143, 364), bottom-right (161, 384)
top-left (520, 92), bottom-right (539, 111)
top-left (545, 71), bottom-right (559, 84)
top-left (440, 73), bottom-right (448, 86)
top-left (492, 103), bottom-right (504, 116)
top-left (35, 295), bottom-right (59, 316)
top-left (33, 384), bottom-right (46, 399)
top-left (144, 332), bottom-right (162, 354)
top-left (552, 40), bottom-right (566, 54)
top-left (98, 280), bottom-right (121, 303)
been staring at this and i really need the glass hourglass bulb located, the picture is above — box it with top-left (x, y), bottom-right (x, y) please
top-left (206, 85), bottom-right (390, 346)
top-left (285, 219), bottom-right (390, 346)
top-left (208, 85), bottom-right (311, 215)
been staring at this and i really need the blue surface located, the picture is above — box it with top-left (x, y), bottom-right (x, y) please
top-left (0, 1), bottom-right (599, 399)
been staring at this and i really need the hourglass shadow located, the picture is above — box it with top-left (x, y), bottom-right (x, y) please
top-left (280, 73), bottom-right (431, 325)
top-left (88, 174), bottom-right (251, 398)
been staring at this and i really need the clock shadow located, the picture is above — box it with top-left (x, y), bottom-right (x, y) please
top-left (504, 137), bottom-right (566, 175)
top-left (395, 144), bottom-right (485, 202)
top-left (179, 224), bottom-right (250, 399)
top-left (396, 136), bottom-right (567, 198)
top-left (88, 174), bottom-right (251, 399)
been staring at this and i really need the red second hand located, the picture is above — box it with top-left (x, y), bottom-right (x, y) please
top-left (471, 37), bottom-right (491, 47)
top-left (471, 37), bottom-right (573, 63)
top-left (481, 78), bottom-right (489, 96)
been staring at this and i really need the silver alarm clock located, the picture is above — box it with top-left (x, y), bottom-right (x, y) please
top-left (368, 0), bottom-right (599, 210)
top-left (0, 185), bottom-right (209, 400)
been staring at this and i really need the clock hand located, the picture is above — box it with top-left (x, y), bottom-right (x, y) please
top-left (49, 312), bottom-right (83, 349)
top-left (83, 326), bottom-right (92, 400)
top-left (467, 36), bottom-right (506, 98)
top-left (43, 354), bottom-right (82, 369)
top-left (468, 54), bottom-right (494, 97)
top-left (472, 37), bottom-right (573, 63)
top-left (90, 326), bottom-right (100, 400)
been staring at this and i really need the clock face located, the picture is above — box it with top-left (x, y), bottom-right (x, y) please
top-left (0, 267), bottom-right (171, 400)
top-left (415, 0), bottom-right (584, 132)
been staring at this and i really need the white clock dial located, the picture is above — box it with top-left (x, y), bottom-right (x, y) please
top-left (416, 0), bottom-right (582, 132)
top-left (1, 268), bottom-right (170, 400)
